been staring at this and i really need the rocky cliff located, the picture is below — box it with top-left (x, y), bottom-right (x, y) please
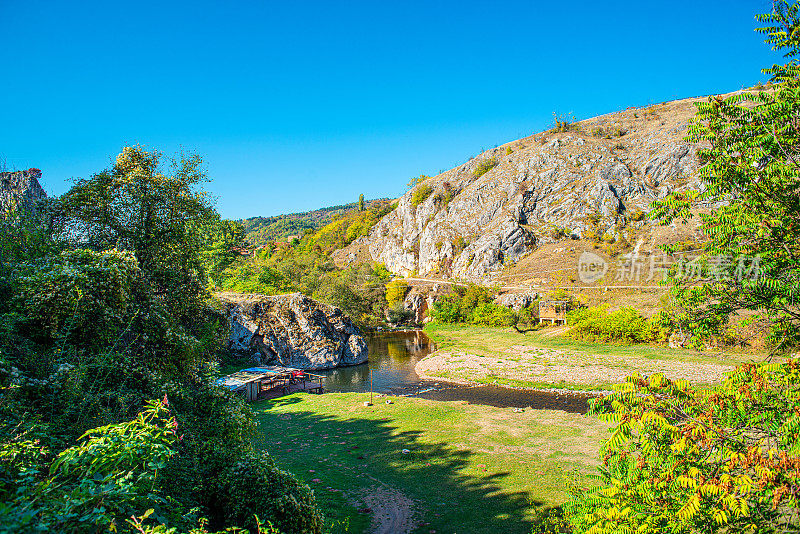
top-left (218, 292), bottom-right (368, 370)
top-left (0, 169), bottom-right (46, 214)
top-left (334, 95), bottom-right (722, 281)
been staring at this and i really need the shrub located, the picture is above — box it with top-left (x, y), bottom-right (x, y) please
top-left (386, 302), bottom-right (413, 324)
top-left (11, 249), bottom-right (140, 350)
top-left (410, 183), bottom-right (433, 207)
top-left (0, 400), bottom-right (179, 533)
top-left (567, 359), bottom-right (800, 533)
top-left (385, 280), bottom-right (409, 306)
top-left (549, 226), bottom-right (568, 240)
top-left (222, 452), bottom-right (323, 534)
top-left (431, 294), bottom-right (462, 323)
top-left (471, 303), bottom-right (517, 326)
top-left (472, 158), bottom-right (498, 178)
top-left (407, 174), bottom-right (430, 189)
top-left (431, 284), bottom-right (503, 325)
top-left (567, 305), bottom-right (671, 344)
top-left (552, 112), bottom-right (576, 133)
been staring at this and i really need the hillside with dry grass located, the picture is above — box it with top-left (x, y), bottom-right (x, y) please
top-left (333, 93), bottom-right (753, 287)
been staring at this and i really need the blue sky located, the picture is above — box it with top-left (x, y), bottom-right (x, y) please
top-left (0, 0), bottom-right (779, 219)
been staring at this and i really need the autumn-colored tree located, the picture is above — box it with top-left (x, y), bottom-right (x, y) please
top-left (565, 362), bottom-right (800, 533)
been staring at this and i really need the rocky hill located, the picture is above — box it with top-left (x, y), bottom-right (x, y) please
top-left (333, 94), bottom-right (731, 281)
top-left (0, 169), bottom-right (46, 214)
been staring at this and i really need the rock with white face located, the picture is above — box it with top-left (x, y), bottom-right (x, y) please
top-left (333, 97), bottom-right (714, 281)
top-left (219, 292), bottom-right (368, 370)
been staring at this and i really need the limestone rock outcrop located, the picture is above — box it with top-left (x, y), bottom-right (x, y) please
top-left (218, 292), bottom-right (368, 370)
top-left (333, 95), bottom-right (721, 281)
top-left (495, 292), bottom-right (539, 311)
top-left (1, 169), bottom-right (46, 214)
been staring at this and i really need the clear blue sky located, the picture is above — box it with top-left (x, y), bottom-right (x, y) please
top-left (0, 0), bottom-right (779, 219)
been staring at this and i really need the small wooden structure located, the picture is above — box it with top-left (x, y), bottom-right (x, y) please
top-left (539, 300), bottom-right (569, 325)
top-left (216, 366), bottom-right (324, 402)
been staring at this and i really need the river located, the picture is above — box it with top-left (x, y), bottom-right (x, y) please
top-left (315, 330), bottom-right (592, 413)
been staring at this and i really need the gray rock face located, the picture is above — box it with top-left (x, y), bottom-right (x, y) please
top-left (402, 289), bottom-right (439, 325)
top-left (1, 169), bottom-right (46, 214)
top-left (218, 292), bottom-right (368, 370)
top-left (334, 97), bottom-right (709, 281)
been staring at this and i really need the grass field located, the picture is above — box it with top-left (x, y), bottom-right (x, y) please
top-left (253, 392), bottom-right (609, 534)
top-left (420, 324), bottom-right (760, 391)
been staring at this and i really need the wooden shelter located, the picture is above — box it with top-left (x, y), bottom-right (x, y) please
top-left (539, 300), bottom-right (569, 325)
top-left (216, 366), bottom-right (324, 402)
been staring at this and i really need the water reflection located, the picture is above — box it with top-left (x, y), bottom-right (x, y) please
top-left (317, 330), bottom-right (435, 393)
top-left (318, 330), bottom-right (593, 413)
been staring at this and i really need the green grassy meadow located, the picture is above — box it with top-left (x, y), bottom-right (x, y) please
top-left (253, 392), bottom-right (609, 534)
top-left (424, 323), bottom-right (758, 366)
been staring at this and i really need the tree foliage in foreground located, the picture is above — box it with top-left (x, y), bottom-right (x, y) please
top-left (650, 0), bottom-right (800, 353)
top-left (564, 360), bottom-right (800, 533)
top-left (0, 147), bottom-right (323, 533)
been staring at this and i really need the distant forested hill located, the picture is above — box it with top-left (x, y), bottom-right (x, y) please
top-left (242, 198), bottom-right (391, 245)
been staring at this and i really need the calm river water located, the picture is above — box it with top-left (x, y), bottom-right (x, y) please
top-left (316, 330), bottom-right (591, 413)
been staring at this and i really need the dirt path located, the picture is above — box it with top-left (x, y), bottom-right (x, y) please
top-left (353, 486), bottom-right (417, 534)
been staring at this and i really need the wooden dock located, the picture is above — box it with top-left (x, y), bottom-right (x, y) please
top-left (216, 366), bottom-right (325, 402)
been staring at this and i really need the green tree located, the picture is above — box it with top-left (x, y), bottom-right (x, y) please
top-left (204, 218), bottom-right (245, 286)
top-left (650, 1), bottom-right (800, 353)
top-left (57, 146), bottom-right (216, 320)
top-left (358, 193), bottom-right (365, 211)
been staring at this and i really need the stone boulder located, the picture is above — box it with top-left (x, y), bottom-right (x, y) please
top-left (218, 292), bottom-right (368, 370)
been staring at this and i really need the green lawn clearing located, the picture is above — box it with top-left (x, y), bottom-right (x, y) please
top-left (253, 392), bottom-right (608, 534)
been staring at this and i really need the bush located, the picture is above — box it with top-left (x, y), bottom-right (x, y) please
top-left (567, 305), bottom-right (671, 344)
top-left (473, 158), bottom-right (498, 178)
top-left (410, 183), bottom-right (433, 207)
top-left (552, 112), bottom-right (576, 133)
top-left (430, 284), bottom-right (512, 326)
top-left (471, 303), bottom-right (517, 326)
top-left (0, 400), bottom-right (179, 533)
top-left (567, 359), bottom-right (800, 533)
top-left (223, 452), bottom-right (323, 534)
top-left (386, 302), bottom-right (413, 324)
top-left (11, 249), bottom-right (139, 351)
